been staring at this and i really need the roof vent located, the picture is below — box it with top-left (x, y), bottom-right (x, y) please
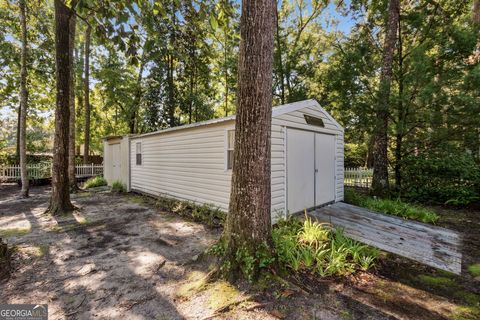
top-left (304, 114), bottom-right (325, 127)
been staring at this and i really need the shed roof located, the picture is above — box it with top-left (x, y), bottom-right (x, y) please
top-left (127, 99), bottom-right (342, 140)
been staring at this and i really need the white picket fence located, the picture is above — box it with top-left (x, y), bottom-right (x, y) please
top-left (0, 163), bottom-right (103, 182)
top-left (344, 167), bottom-right (373, 188)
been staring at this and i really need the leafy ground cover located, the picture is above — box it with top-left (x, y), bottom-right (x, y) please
top-left (83, 176), bottom-right (107, 189)
top-left (345, 188), bottom-right (439, 223)
top-left (272, 216), bottom-right (379, 277)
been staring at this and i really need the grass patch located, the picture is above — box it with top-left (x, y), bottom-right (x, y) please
top-left (128, 195), bottom-right (148, 204)
top-left (206, 281), bottom-right (242, 310)
top-left (50, 224), bottom-right (78, 233)
top-left (111, 180), bottom-right (126, 193)
top-left (468, 264), bottom-right (480, 277)
top-left (155, 194), bottom-right (225, 227)
top-left (176, 271), bottom-right (209, 299)
top-left (18, 244), bottom-right (49, 258)
top-left (84, 176), bottom-right (107, 189)
top-left (452, 305), bottom-right (480, 320)
top-left (344, 189), bottom-right (439, 224)
top-left (76, 216), bottom-right (91, 225)
top-left (272, 215), bottom-right (379, 277)
top-left (0, 227), bottom-right (31, 238)
top-left (417, 274), bottom-right (457, 288)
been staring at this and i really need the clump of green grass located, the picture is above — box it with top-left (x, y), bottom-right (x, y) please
top-left (468, 264), bottom-right (480, 277)
top-left (155, 194), bottom-right (225, 227)
top-left (84, 176), bottom-right (107, 189)
top-left (417, 274), bottom-right (457, 288)
top-left (0, 227), bottom-right (31, 238)
top-left (272, 214), bottom-right (379, 277)
top-left (344, 189), bottom-right (439, 224)
top-left (111, 180), bottom-right (126, 193)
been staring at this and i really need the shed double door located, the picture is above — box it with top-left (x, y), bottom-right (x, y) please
top-left (287, 129), bottom-right (335, 214)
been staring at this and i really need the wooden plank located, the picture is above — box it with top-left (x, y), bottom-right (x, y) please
top-left (310, 203), bottom-right (462, 274)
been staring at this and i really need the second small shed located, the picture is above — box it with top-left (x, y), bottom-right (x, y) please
top-left (104, 99), bottom-right (344, 221)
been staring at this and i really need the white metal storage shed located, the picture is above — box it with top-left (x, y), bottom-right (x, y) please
top-left (103, 99), bottom-right (344, 221)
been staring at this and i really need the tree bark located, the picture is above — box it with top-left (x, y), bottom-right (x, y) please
top-left (474, 0), bottom-right (480, 24)
top-left (68, 0), bottom-right (77, 190)
top-left (394, 14), bottom-right (403, 191)
top-left (470, 0), bottom-right (480, 64)
top-left (275, 5), bottom-right (285, 105)
top-left (19, 0), bottom-right (29, 198)
top-left (129, 50), bottom-right (146, 134)
top-left (223, 0), bottom-right (276, 279)
top-left (371, 0), bottom-right (399, 197)
top-left (224, 26), bottom-right (229, 117)
top-left (83, 25), bottom-right (91, 164)
top-left (49, 0), bottom-right (74, 215)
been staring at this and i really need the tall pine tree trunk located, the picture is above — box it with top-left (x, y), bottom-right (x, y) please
top-left (83, 25), bottom-right (91, 164)
top-left (394, 15), bottom-right (403, 191)
top-left (371, 0), bottom-right (399, 196)
top-left (19, 0), bottom-right (29, 198)
top-left (275, 5), bottom-right (285, 105)
top-left (470, 0), bottom-right (480, 64)
top-left (223, 0), bottom-right (276, 279)
top-left (129, 49), bottom-right (146, 134)
top-left (68, 0), bottom-right (77, 190)
top-left (49, 0), bottom-right (74, 215)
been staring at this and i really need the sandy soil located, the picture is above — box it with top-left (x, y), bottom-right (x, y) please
top-left (0, 184), bottom-right (478, 319)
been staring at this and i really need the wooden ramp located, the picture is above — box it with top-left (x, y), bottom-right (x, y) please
top-left (310, 202), bottom-right (462, 274)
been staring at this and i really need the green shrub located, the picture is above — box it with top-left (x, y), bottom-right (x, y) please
top-left (272, 215), bottom-right (379, 277)
top-left (84, 176), bottom-right (107, 189)
top-left (111, 180), bottom-right (126, 193)
top-left (345, 189), bottom-right (439, 224)
top-left (155, 194), bottom-right (225, 227)
top-left (468, 264), bottom-right (480, 277)
top-left (401, 151), bottom-right (480, 205)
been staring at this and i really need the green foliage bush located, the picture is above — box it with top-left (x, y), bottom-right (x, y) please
top-left (344, 143), bottom-right (368, 168)
top-left (345, 189), bottom-right (439, 224)
top-left (84, 176), bottom-right (107, 189)
top-left (111, 180), bottom-right (126, 193)
top-left (272, 216), bottom-right (379, 277)
top-left (401, 152), bottom-right (480, 206)
top-left (155, 194), bottom-right (225, 227)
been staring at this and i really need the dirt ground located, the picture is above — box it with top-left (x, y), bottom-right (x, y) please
top-left (0, 184), bottom-right (479, 319)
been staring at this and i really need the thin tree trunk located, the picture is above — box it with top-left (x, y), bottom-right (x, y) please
top-left (394, 15), bottom-right (403, 191)
top-left (19, 0), bottom-right (29, 198)
top-left (224, 24), bottom-right (229, 117)
top-left (49, 0), bottom-right (74, 215)
top-left (470, 0), bottom-right (480, 64)
top-left (16, 107), bottom-right (21, 163)
top-left (474, 0), bottom-right (480, 24)
top-left (68, 0), bottom-right (77, 190)
top-left (371, 0), bottom-right (399, 197)
top-left (275, 5), bottom-right (285, 105)
top-left (224, 0), bottom-right (276, 279)
top-left (129, 50), bottom-right (146, 134)
top-left (83, 25), bottom-right (91, 164)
